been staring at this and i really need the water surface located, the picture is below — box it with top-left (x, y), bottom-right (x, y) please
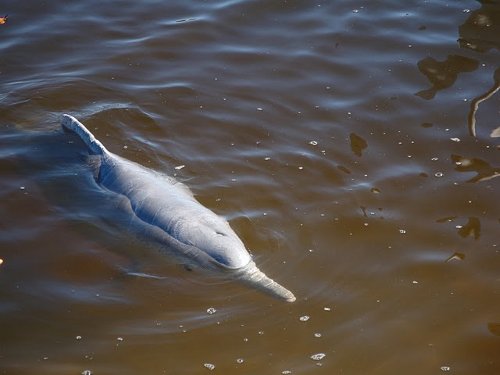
top-left (1, 1), bottom-right (499, 374)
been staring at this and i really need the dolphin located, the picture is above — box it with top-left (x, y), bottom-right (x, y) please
top-left (61, 114), bottom-right (296, 302)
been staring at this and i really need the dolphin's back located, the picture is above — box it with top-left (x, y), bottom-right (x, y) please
top-left (61, 114), bottom-right (252, 269)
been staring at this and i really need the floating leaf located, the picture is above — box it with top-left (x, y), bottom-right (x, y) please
top-left (0, 15), bottom-right (7, 25)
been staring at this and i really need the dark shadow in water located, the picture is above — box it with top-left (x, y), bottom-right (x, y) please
top-left (451, 154), bottom-right (500, 182)
top-left (415, 55), bottom-right (479, 100)
top-left (458, 1), bottom-right (500, 53)
top-left (349, 132), bottom-right (367, 157)
top-left (458, 216), bottom-right (481, 240)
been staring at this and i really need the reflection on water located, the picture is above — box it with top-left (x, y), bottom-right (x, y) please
top-left (459, 0), bottom-right (500, 53)
top-left (445, 252), bottom-right (465, 262)
top-left (349, 133), bottom-right (367, 157)
top-left (1, 0), bottom-right (500, 374)
top-left (457, 216), bottom-right (481, 240)
top-left (467, 67), bottom-right (500, 137)
top-left (451, 154), bottom-right (500, 182)
top-left (415, 55), bottom-right (478, 100)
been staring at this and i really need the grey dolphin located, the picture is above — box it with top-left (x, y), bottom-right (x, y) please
top-left (61, 114), bottom-right (295, 302)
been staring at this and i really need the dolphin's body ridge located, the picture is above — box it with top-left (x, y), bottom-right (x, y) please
top-left (61, 114), bottom-right (296, 302)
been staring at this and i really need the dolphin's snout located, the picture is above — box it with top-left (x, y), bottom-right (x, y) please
top-left (234, 261), bottom-right (296, 302)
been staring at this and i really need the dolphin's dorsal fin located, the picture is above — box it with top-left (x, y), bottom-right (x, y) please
top-left (62, 114), bottom-right (108, 155)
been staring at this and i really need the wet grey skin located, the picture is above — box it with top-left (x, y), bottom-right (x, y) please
top-left (61, 114), bottom-right (296, 302)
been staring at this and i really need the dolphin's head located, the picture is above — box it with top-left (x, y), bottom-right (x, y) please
top-left (174, 214), bottom-right (252, 270)
top-left (164, 211), bottom-right (295, 302)
top-left (175, 218), bottom-right (296, 302)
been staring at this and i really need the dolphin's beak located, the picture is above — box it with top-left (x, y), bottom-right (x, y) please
top-left (232, 261), bottom-right (296, 302)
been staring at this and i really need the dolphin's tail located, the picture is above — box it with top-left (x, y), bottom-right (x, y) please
top-left (233, 261), bottom-right (296, 302)
top-left (61, 114), bottom-right (108, 155)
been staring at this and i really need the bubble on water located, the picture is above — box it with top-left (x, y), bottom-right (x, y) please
top-left (435, 172), bottom-right (444, 177)
top-left (206, 307), bottom-right (216, 315)
top-left (258, 331), bottom-right (264, 335)
top-left (117, 337), bottom-right (124, 342)
top-left (81, 371), bottom-right (92, 375)
top-left (314, 333), bottom-right (322, 338)
top-left (236, 358), bottom-right (244, 364)
top-left (323, 307), bottom-right (331, 311)
top-left (450, 138), bottom-right (461, 142)
top-left (174, 165), bottom-right (185, 170)
top-left (463, 9), bottom-right (470, 13)
top-left (310, 353), bottom-right (326, 361)
top-left (204, 363), bottom-right (215, 370)
top-left (440, 366), bottom-right (451, 372)
top-left (309, 140), bottom-right (318, 146)
top-left (399, 229), bottom-right (406, 234)
top-left (76, 335), bottom-right (82, 340)
top-left (352, 9), bottom-right (359, 13)
top-left (299, 315), bottom-right (310, 322)
top-left (282, 371), bottom-right (292, 375)
top-left (264, 157), bottom-right (271, 161)
top-left (257, 107), bottom-right (263, 111)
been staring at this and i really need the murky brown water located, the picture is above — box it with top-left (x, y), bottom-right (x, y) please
top-left (1, 1), bottom-right (499, 374)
